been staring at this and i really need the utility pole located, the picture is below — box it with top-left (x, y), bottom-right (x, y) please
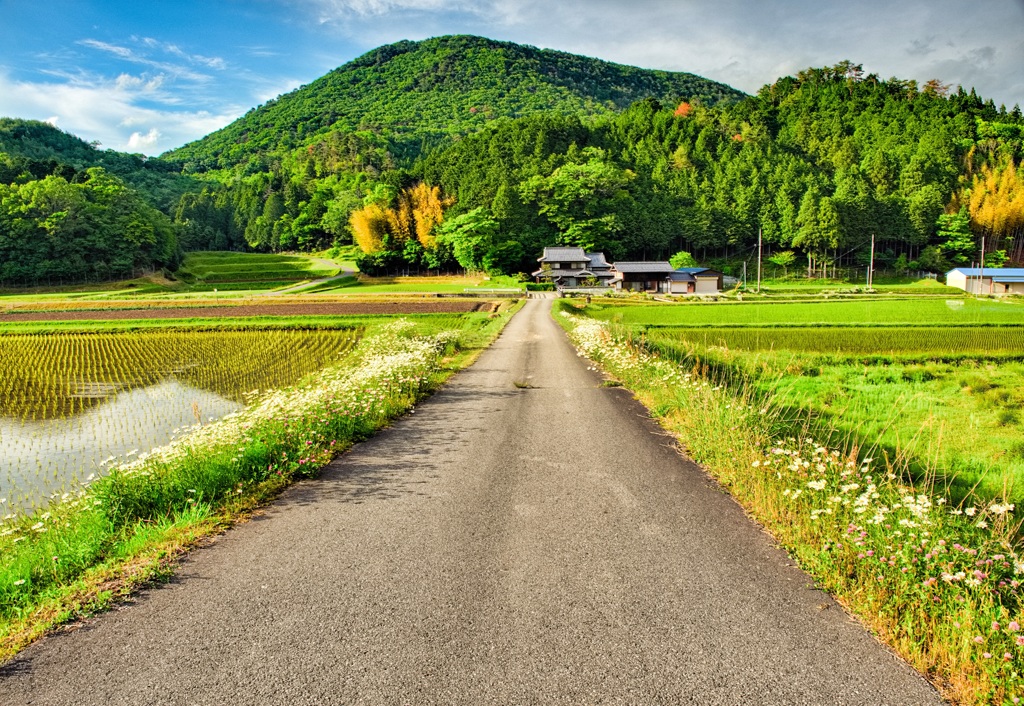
top-left (979, 235), bottom-right (986, 295)
top-left (867, 234), bottom-right (875, 289)
top-left (756, 227), bottom-right (762, 293)
top-left (742, 260), bottom-right (747, 289)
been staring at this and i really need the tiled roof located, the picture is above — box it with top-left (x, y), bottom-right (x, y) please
top-left (585, 252), bottom-right (611, 268)
top-left (613, 261), bottom-right (674, 274)
top-left (534, 269), bottom-right (596, 278)
top-left (675, 267), bottom-right (708, 274)
top-left (538, 247), bottom-right (589, 262)
top-left (668, 271), bottom-right (696, 282)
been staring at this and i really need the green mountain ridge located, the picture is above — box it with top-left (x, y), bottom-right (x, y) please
top-left (165, 35), bottom-right (745, 172)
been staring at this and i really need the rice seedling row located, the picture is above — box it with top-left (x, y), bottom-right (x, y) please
top-left (648, 326), bottom-right (1024, 356)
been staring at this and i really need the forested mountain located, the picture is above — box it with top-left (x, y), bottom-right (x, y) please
top-left (2, 37), bottom-right (1023, 285)
top-left (160, 35), bottom-right (744, 258)
top-left (166, 35), bottom-right (744, 172)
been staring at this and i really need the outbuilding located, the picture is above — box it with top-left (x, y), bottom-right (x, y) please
top-left (614, 262), bottom-right (675, 293)
top-left (675, 267), bottom-right (725, 294)
top-left (946, 268), bottom-right (1024, 295)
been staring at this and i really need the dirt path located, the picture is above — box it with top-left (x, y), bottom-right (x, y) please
top-left (0, 300), bottom-right (943, 705)
top-left (259, 263), bottom-right (356, 296)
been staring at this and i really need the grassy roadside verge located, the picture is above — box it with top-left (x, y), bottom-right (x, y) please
top-left (0, 301), bottom-right (522, 661)
top-left (555, 301), bottom-right (1024, 706)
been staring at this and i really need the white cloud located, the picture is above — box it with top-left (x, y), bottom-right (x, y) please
top-left (127, 128), bottom-right (162, 151)
top-left (310, 0), bottom-right (489, 20)
top-left (0, 70), bottom-right (241, 154)
top-left (138, 37), bottom-right (228, 70)
top-left (114, 73), bottom-right (165, 92)
top-left (77, 38), bottom-right (215, 81)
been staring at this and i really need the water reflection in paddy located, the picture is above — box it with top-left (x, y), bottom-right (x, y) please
top-left (1, 379), bottom-right (241, 510)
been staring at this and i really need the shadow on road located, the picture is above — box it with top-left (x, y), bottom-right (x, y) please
top-left (266, 386), bottom-right (519, 509)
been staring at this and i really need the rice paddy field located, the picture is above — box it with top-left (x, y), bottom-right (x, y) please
top-left (590, 297), bottom-right (1024, 327)
top-left (0, 329), bottom-right (361, 510)
top-left (586, 297), bottom-right (1024, 501)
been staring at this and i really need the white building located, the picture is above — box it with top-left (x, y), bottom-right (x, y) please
top-left (946, 268), bottom-right (1024, 295)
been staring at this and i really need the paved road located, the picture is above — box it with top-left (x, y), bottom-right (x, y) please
top-left (0, 300), bottom-right (942, 705)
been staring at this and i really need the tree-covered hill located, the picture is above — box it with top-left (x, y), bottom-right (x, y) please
top-left (405, 66), bottom-right (1023, 276)
top-left (0, 119), bottom-right (183, 285)
top-left (165, 35), bottom-right (745, 172)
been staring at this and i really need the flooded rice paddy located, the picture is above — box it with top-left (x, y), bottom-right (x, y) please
top-left (0, 329), bottom-right (360, 510)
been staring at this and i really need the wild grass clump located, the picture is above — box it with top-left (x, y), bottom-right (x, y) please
top-left (559, 307), bottom-right (1024, 705)
top-left (0, 316), bottom-right (498, 658)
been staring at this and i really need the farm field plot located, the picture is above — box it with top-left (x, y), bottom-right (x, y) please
top-left (304, 274), bottom-right (525, 295)
top-left (0, 329), bottom-right (359, 509)
top-left (0, 300), bottom-right (494, 327)
top-left (176, 251), bottom-right (340, 286)
top-left (589, 300), bottom-right (1024, 501)
top-left (651, 326), bottom-right (1024, 356)
top-left (589, 297), bottom-right (1024, 327)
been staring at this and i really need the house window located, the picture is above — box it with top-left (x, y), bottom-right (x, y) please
top-left (552, 263), bottom-right (561, 269)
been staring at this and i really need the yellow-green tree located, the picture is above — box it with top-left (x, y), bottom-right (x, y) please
top-left (349, 202), bottom-right (391, 253)
top-left (349, 182), bottom-right (452, 255)
top-left (966, 160), bottom-right (1024, 261)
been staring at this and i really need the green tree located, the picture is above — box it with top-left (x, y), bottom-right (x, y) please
top-left (435, 207), bottom-right (499, 272)
top-left (669, 251), bottom-right (698, 268)
top-left (519, 148), bottom-right (635, 253)
top-left (936, 207), bottom-right (976, 266)
top-left (767, 250), bottom-right (796, 277)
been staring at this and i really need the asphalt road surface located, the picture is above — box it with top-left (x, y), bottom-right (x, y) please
top-left (0, 299), bottom-right (943, 705)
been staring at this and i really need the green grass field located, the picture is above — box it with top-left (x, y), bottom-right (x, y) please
top-left (306, 274), bottom-right (524, 295)
top-left (585, 299), bottom-right (1024, 501)
top-left (589, 297), bottom-right (1024, 327)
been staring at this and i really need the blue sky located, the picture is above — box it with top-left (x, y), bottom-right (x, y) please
top-left (1, 0), bottom-right (1022, 156)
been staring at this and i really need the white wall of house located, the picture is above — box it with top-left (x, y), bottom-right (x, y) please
top-left (946, 270), bottom-right (972, 292)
